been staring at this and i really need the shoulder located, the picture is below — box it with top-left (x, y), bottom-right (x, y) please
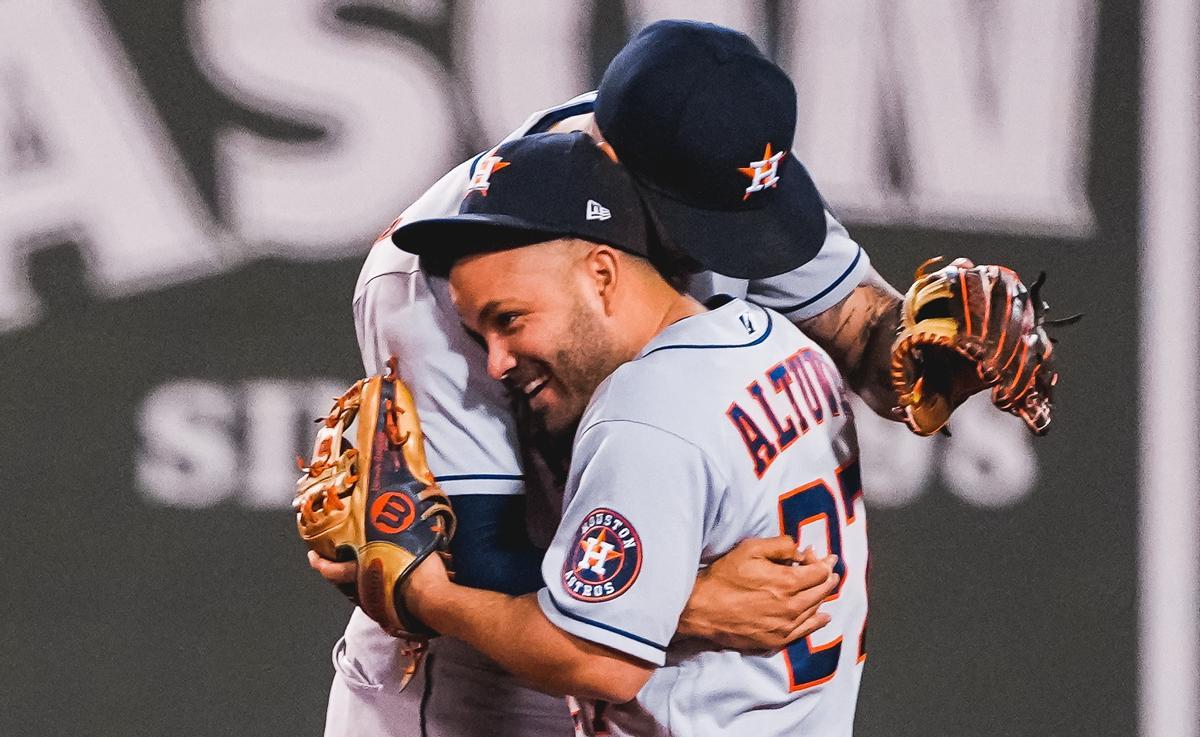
top-left (503, 91), bottom-right (597, 139)
top-left (577, 366), bottom-right (692, 456)
top-left (746, 209), bottom-right (872, 321)
top-left (583, 305), bottom-right (777, 412)
top-left (581, 303), bottom-right (814, 429)
top-left (355, 240), bottom-right (420, 297)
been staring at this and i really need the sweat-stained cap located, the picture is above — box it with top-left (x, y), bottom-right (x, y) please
top-left (594, 20), bottom-right (826, 279)
top-left (390, 132), bottom-right (651, 276)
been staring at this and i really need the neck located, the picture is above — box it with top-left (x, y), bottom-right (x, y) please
top-left (626, 283), bottom-right (705, 357)
top-left (654, 293), bottom-right (706, 333)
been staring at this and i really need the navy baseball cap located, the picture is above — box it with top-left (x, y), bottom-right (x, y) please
top-left (391, 132), bottom-right (651, 276)
top-left (595, 20), bottom-right (826, 279)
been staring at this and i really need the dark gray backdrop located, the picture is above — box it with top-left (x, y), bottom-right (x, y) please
top-left (0, 2), bottom-right (1135, 735)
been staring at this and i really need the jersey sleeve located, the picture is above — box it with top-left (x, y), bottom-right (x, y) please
top-left (354, 267), bottom-right (426, 375)
top-left (353, 269), bottom-right (525, 496)
top-left (745, 210), bottom-right (871, 321)
top-left (537, 419), bottom-right (724, 666)
top-left (447, 494), bottom-right (546, 595)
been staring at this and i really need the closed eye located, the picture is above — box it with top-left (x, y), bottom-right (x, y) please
top-left (495, 312), bottom-right (523, 333)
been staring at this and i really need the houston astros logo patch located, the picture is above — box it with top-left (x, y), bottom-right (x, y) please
top-left (562, 508), bottom-right (642, 602)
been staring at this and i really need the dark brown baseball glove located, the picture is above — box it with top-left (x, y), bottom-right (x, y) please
top-left (890, 257), bottom-right (1080, 436)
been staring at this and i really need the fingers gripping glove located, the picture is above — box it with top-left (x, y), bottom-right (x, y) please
top-left (890, 257), bottom-right (1080, 437)
top-left (294, 358), bottom-right (456, 642)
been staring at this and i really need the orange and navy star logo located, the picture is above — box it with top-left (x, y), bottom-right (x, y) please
top-left (466, 151), bottom-right (510, 196)
top-left (739, 143), bottom-right (785, 200)
top-left (562, 508), bottom-right (642, 602)
top-left (576, 528), bottom-right (625, 575)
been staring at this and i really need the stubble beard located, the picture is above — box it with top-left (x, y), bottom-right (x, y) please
top-left (537, 303), bottom-right (623, 439)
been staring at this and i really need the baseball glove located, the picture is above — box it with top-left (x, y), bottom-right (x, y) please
top-left (294, 358), bottom-right (456, 641)
top-left (890, 257), bottom-right (1080, 437)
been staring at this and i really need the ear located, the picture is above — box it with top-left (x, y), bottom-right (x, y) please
top-left (584, 245), bottom-right (621, 316)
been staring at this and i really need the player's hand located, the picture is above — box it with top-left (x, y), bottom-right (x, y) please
top-left (307, 550), bottom-right (357, 585)
top-left (676, 535), bottom-right (839, 651)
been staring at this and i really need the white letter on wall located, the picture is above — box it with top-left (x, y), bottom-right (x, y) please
top-left (189, 0), bottom-right (457, 256)
top-left (783, 0), bottom-right (1096, 236)
top-left (137, 381), bottom-right (238, 508)
top-left (454, 0), bottom-right (593, 144)
top-left (0, 0), bottom-right (221, 333)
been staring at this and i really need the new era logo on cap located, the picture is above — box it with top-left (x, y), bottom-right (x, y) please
top-left (586, 199), bottom-right (611, 221)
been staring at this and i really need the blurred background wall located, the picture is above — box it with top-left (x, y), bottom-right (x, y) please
top-left (1, 1), bottom-right (1190, 735)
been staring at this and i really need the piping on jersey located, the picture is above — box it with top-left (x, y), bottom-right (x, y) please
top-left (545, 592), bottom-right (669, 652)
top-left (777, 246), bottom-right (864, 314)
top-left (526, 100), bottom-right (597, 135)
top-left (641, 305), bottom-right (774, 358)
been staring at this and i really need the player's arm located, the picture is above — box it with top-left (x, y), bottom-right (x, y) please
top-left (796, 267), bottom-right (903, 420)
top-left (308, 418), bottom-right (678, 702)
top-left (674, 536), bottom-right (838, 649)
top-left (407, 539), bottom-right (843, 692)
top-left (419, 419), bottom-right (714, 702)
top-left (405, 556), bottom-right (653, 702)
top-left (745, 212), bottom-right (903, 421)
top-left (308, 551), bottom-right (645, 699)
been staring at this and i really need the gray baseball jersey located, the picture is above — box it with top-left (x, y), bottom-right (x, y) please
top-left (539, 298), bottom-right (869, 737)
top-left (327, 92), bottom-right (871, 737)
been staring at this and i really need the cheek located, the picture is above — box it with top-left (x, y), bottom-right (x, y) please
top-left (505, 331), bottom-right (549, 368)
top-left (513, 318), bottom-right (570, 360)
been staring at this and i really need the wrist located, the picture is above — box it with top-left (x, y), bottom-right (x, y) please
top-left (674, 591), bottom-right (713, 641)
top-left (404, 563), bottom-right (454, 624)
top-left (674, 619), bottom-right (707, 642)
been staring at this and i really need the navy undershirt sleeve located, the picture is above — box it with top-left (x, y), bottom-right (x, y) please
top-left (445, 494), bottom-right (547, 595)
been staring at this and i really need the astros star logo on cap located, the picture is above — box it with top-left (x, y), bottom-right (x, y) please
top-left (738, 143), bottom-right (785, 200)
top-left (466, 150), bottom-right (510, 196)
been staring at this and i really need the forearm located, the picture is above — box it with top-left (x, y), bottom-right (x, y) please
top-left (410, 581), bottom-right (650, 701)
top-left (797, 269), bottom-right (903, 420)
top-left (848, 283), bottom-right (902, 418)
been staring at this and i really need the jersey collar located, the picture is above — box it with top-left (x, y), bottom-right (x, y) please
top-left (635, 297), bottom-right (774, 359)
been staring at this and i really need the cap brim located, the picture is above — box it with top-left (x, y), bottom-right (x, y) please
top-left (634, 153), bottom-right (827, 280)
top-left (391, 214), bottom-right (571, 276)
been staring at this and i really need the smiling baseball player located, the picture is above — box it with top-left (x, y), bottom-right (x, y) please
top-left (328, 117), bottom-right (844, 737)
top-left (386, 129), bottom-right (869, 736)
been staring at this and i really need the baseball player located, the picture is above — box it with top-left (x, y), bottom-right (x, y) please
top-left (317, 21), bottom-right (899, 737)
top-left (324, 122), bottom-right (841, 737)
top-left (383, 129), bottom-right (868, 736)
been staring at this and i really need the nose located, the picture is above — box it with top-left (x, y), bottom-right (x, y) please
top-left (486, 339), bottom-right (517, 382)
